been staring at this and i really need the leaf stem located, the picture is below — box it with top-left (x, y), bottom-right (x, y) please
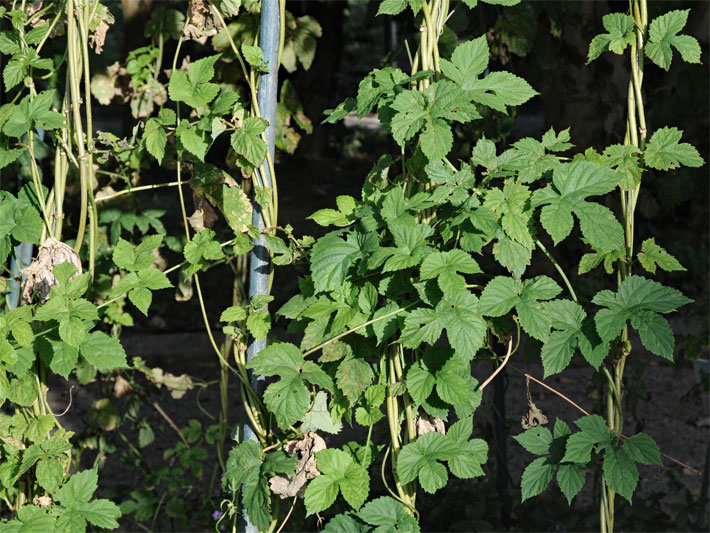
top-left (301, 301), bottom-right (416, 358)
top-left (535, 239), bottom-right (578, 303)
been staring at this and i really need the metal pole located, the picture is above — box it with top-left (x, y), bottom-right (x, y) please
top-left (241, 0), bottom-right (279, 531)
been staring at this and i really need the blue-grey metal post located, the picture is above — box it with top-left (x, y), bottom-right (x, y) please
top-left (241, 0), bottom-right (279, 531)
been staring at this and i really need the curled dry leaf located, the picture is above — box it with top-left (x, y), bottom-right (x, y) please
top-left (88, 3), bottom-right (114, 54)
top-left (269, 432), bottom-right (326, 499)
top-left (521, 401), bottom-right (548, 429)
top-left (21, 238), bottom-right (82, 304)
top-left (188, 197), bottom-right (219, 232)
top-left (113, 375), bottom-right (131, 398)
top-left (33, 496), bottom-right (53, 507)
top-left (174, 269), bottom-right (194, 302)
top-left (415, 413), bottom-right (446, 436)
top-left (183, 0), bottom-right (217, 44)
top-left (149, 367), bottom-right (194, 400)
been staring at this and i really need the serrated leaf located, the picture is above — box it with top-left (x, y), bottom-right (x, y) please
top-left (420, 250), bottom-right (480, 296)
top-left (358, 496), bottom-right (420, 532)
top-left (36, 457), bottom-right (63, 492)
top-left (336, 358), bottom-right (374, 405)
top-left (637, 238), bottom-right (685, 274)
top-left (622, 432), bottom-right (661, 466)
top-left (397, 431), bottom-right (458, 494)
top-left (587, 13), bottom-right (635, 62)
top-left (603, 144), bottom-right (641, 189)
top-left (231, 116), bottom-right (269, 168)
top-left (305, 449), bottom-right (370, 514)
top-left (176, 119), bottom-right (209, 161)
top-left (533, 160), bottom-right (623, 252)
top-left (646, 10), bottom-right (701, 70)
top-left (520, 456), bottom-right (555, 501)
top-left (513, 426), bottom-right (552, 455)
top-left (80, 332), bottom-right (128, 371)
top-left (247, 342), bottom-right (333, 427)
top-left (603, 447), bottom-right (638, 503)
top-left (377, 0), bottom-right (408, 16)
top-left (144, 118), bottom-right (167, 164)
top-left (593, 275), bottom-right (691, 359)
top-left (556, 463), bottom-right (585, 504)
top-left (168, 55), bottom-right (221, 107)
top-left (541, 299), bottom-right (607, 376)
top-left (440, 36), bottom-right (489, 86)
top-left (310, 232), bottom-right (360, 294)
top-left (644, 126), bottom-right (704, 171)
top-left (184, 228), bottom-right (224, 265)
top-left (466, 71), bottom-right (538, 111)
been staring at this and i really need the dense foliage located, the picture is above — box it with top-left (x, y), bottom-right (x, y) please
top-left (0, 0), bottom-right (705, 531)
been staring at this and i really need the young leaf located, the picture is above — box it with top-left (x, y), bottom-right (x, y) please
top-left (593, 275), bottom-right (692, 359)
top-left (646, 10), bottom-right (701, 70)
top-left (396, 431), bottom-right (458, 493)
top-left (637, 238), bottom-right (685, 274)
top-left (358, 496), bottom-right (421, 533)
top-left (168, 54), bottom-right (221, 107)
top-left (556, 463), bottom-right (585, 504)
top-left (520, 456), bottom-right (555, 501)
top-left (247, 342), bottom-right (333, 427)
top-left (479, 276), bottom-right (561, 341)
top-left (622, 432), bottom-right (662, 466)
top-left (513, 426), bottom-right (553, 456)
top-left (419, 249), bottom-right (481, 296)
top-left (230, 116), bottom-right (269, 168)
top-left (603, 447), bottom-right (638, 503)
top-left (532, 160), bottom-right (623, 252)
top-left (587, 13), bottom-right (635, 62)
top-left (644, 126), bottom-right (704, 171)
top-left (304, 449), bottom-right (370, 514)
top-left (541, 299), bottom-right (607, 376)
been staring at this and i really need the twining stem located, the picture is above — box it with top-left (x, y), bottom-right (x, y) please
top-left (602, 1), bottom-right (648, 530)
top-left (66, 0), bottom-right (90, 253)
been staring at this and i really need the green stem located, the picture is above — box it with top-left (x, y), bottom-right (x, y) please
top-left (95, 181), bottom-right (182, 202)
top-left (536, 239), bottom-right (578, 303)
top-left (302, 302), bottom-right (417, 358)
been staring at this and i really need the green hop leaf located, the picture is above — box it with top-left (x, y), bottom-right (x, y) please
top-left (646, 10), bottom-right (701, 70)
top-left (644, 126), bottom-right (704, 171)
top-left (587, 13), bottom-right (635, 62)
top-left (304, 449), bottom-right (370, 514)
top-left (593, 275), bottom-right (692, 360)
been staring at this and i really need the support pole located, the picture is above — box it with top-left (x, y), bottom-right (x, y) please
top-left (241, 0), bottom-right (279, 531)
